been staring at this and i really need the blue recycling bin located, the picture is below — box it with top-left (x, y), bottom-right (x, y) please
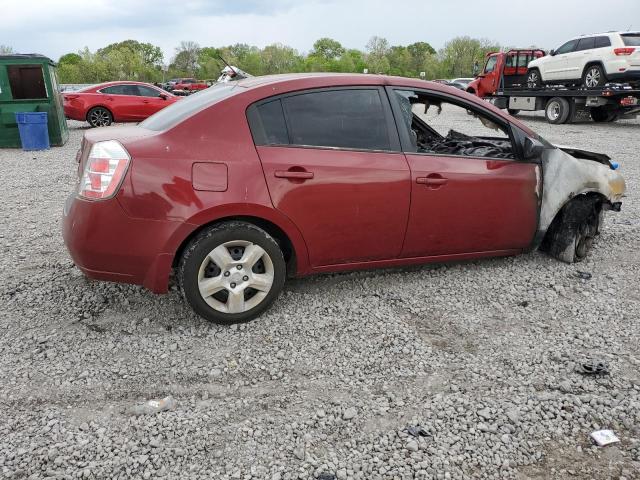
top-left (15, 112), bottom-right (50, 151)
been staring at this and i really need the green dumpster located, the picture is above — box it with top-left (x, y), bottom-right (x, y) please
top-left (0, 54), bottom-right (69, 148)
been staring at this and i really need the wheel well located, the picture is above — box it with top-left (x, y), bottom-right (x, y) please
top-left (173, 216), bottom-right (297, 275)
top-left (582, 61), bottom-right (606, 77)
top-left (540, 192), bottom-right (606, 252)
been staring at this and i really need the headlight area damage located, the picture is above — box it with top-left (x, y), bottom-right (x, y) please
top-left (536, 146), bottom-right (626, 263)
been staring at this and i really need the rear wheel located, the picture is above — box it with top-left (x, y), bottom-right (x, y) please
top-left (590, 106), bottom-right (618, 123)
top-left (527, 68), bottom-right (542, 88)
top-left (178, 222), bottom-right (286, 324)
top-left (87, 107), bottom-right (113, 127)
top-left (545, 97), bottom-right (570, 124)
top-left (583, 64), bottom-right (607, 88)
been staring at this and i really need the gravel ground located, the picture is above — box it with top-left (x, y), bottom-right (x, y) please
top-left (0, 113), bottom-right (639, 480)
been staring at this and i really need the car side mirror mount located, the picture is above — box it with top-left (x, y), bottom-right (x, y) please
top-left (549, 49), bottom-right (556, 56)
top-left (524, 137), bottom-right (545, 160)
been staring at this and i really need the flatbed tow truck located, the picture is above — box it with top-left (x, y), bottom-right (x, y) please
top-left (466, 49), bottom-right (640, 124)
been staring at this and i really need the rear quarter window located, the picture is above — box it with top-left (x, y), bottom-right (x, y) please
top-left (595, 36), bottom-right (612, 48)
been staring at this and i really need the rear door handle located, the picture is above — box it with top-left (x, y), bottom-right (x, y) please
top-left (416, 174), bottom-right (448, 188)
top-left (142, 100), bottom-right (150, 103)
top-left (274, 170), bottom-right (314, 180)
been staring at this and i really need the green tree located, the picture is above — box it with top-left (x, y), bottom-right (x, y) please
top-left (172, 41), bottom-right (201, 75)
top-left (365, 36), bottom-right (390, 73)
top-left (260, 43), bottom-right (303, 74)
top-left (439, 36), bottom-right (501, 78)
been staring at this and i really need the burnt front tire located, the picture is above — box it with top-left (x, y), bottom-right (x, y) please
top-left (178, 222), bottom-right (286, 324)
top-left (87, 107), bottom-right (113, 127)
top-left (545, 97), bottom-right (570, 124)
top-left (583, 64), bottom-right (607, 88)
top-left (541, 196), bottom-right (602, 263)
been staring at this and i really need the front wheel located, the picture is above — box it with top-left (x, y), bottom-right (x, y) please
top-left (590, 106), bottom-right (618, 123)
top-left (527, 69), bottom-right (542, 88)
top-left (178, 222), bottom-right (286, 324)
top-left (87, 107), bottom-right (113, 127)
top-left (545, 97), bottom-right (570, 124)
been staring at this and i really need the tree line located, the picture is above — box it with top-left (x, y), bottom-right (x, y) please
top-left (7, 36), bottom-right (505, 84)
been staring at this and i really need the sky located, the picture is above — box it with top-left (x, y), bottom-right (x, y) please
top-left (2, 0), bottom-right (639, 62)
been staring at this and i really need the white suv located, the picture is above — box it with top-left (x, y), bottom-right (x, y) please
top-left (527, 31), bottom-right (640, 88)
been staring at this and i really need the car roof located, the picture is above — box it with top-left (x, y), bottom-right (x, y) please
top-left (572, 31), bottom-right (640, 38)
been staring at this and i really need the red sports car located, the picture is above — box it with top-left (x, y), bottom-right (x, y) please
top-left (62, 73), bottom-right (625, 324)
top-left (63, 81), bottom-right (178, 127)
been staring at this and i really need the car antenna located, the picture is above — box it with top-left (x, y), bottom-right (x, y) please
top-left (217, 55), bottom-right (238, 77)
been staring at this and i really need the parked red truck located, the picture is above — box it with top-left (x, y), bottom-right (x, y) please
top-left (466, 49), bottom-right (640, 124)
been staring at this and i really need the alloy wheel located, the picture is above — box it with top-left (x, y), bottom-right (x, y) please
top-left (197, 240), bottom-right (274, 314)
top-left (585, 68), bottom-right (601, 88)
top-left (89, 108), bottom-right (111, 127)
top-left (527, 71), bottom-right (539, 88)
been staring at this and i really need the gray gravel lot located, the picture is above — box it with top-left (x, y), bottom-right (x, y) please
top-left (1, 114), bottom-right (639, 480)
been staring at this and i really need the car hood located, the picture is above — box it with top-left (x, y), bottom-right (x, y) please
top-left (539, 146), bottom-right (626, 232)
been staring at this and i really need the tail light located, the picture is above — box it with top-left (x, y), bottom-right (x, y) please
top-left (614, 47), bottom-right (635, 56)
top-left (78, 140), bottom-right (130, 200)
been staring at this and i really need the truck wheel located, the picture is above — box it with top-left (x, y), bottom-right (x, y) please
top-left (527, 69), bottom-right (541, 88)
top-left (545, 97), bottom-right (570, 124)
top-left (507, 109), bottom-right (520, 116)
top-left (590, 106), bottom-right (618, 123)
top-left (583, 65), bottom-right (606, 88)
top-left (178, 221), bottom-right (286, 324)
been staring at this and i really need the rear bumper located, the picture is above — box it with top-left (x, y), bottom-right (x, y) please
top-left (62, 194), bottom-right (183, 293)
top-left (63, 105), bottom-right (86, 121)
top-left (607, 70), bottom-right (640, 82)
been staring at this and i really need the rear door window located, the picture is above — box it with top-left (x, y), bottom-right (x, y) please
top-left (621, 34), bottom-right (640, 46)
top-left (575, 37), bottom-right (595, 51)
top-left (280, 89), bottom-right (392, 151)
top-left (595, 36), bottom-right (612, 48)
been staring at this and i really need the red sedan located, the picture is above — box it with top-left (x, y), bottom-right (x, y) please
top-left (63, 81), bottom-right (178, 127)
top-left (62, 73), bottom-right (625, 324)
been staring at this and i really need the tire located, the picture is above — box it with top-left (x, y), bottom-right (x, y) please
top-left (178, 221), bottom-right (286, 324)
top-left (582, 64), bottom-right (607, 88)
top-left (527, 68), bottom-right (542, 88)
top-left (507, 109), bottom-right (520, 116)
top-left (545, 97), bottom-right (570, 124)
top-left (87, 107), bottom-right (113, 127)
top-left (540, 196), bottom-right (601, 263)
top-left (590, 106), bottom-right (618, 123)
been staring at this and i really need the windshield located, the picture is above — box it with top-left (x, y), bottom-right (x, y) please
top-left (141, 83), bottom-right (242, 131)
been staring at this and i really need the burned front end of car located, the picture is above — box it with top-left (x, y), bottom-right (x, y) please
top-left (536, 145), bottom-right (626, 263)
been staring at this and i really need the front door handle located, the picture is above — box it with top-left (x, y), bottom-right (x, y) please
top-left (416, 174), bottom-right (448, 188)
top-left (274, 170), bottom-right (314, 180)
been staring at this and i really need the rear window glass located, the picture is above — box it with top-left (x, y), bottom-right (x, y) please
top-left (141, 83), bottom-right (241, 131)
top-left (281, 89), bottom-right (391, 151)
top-left (595, 36), bottom-right (612, 48)
top-left (622, 34), bottom-right (640, 46)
